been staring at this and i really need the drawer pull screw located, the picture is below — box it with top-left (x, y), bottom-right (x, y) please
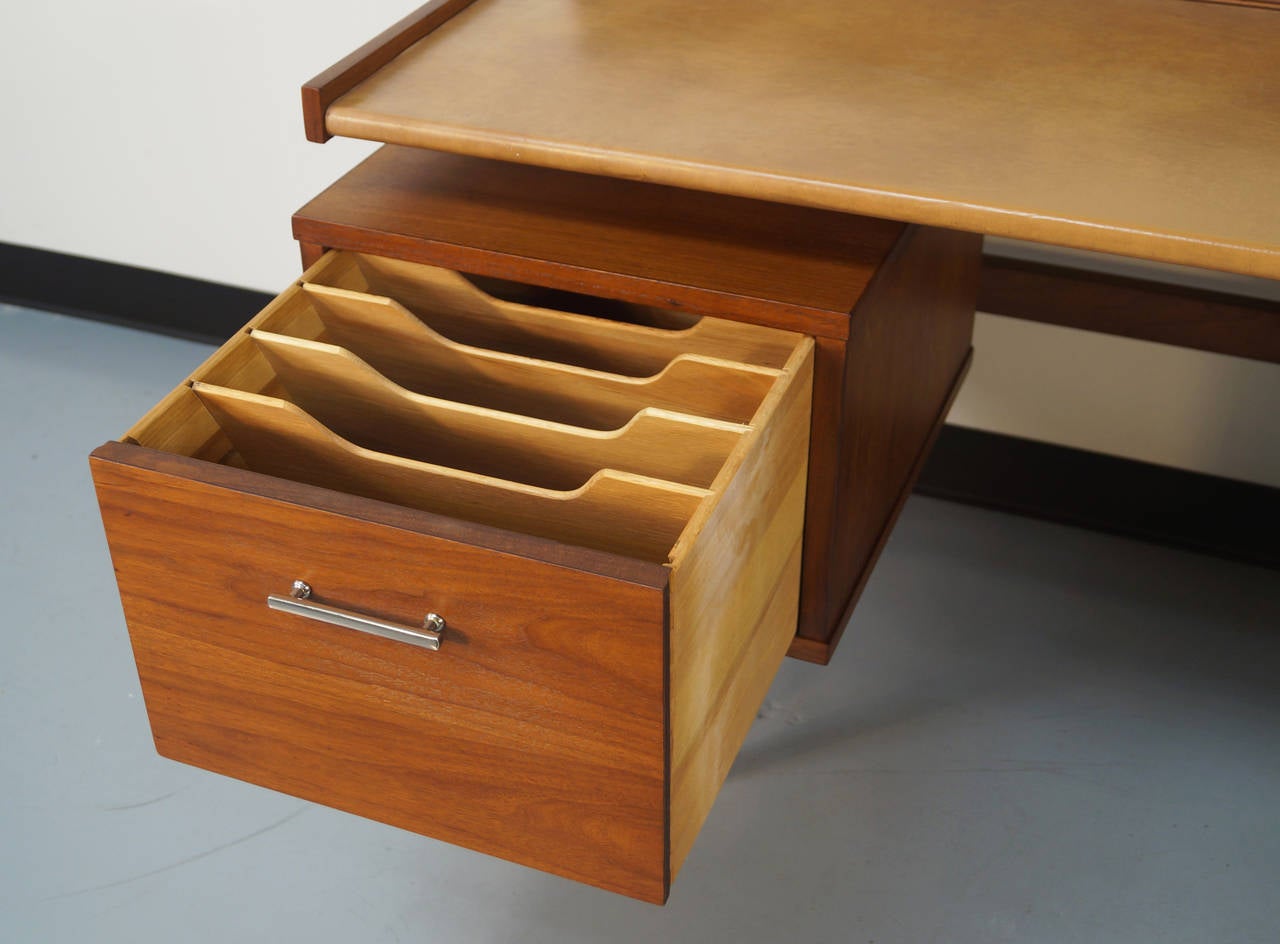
top-left (267, 580), bottom-right (445, 651)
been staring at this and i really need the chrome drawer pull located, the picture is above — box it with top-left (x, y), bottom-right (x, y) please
top-left (267, 580), bottom-right (444, 651)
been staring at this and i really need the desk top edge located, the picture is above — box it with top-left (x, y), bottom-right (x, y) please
top-left (309, 0), bottom-right (1280, 281)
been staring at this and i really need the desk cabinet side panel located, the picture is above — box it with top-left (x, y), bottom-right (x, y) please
top-left (794, 225), bottom-right (981, 661)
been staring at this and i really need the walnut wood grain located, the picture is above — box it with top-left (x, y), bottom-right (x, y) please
top-left (316, 0), bottom-right (1280, 278)
top-left (979, 256), bottom-right (1280, 364)
top-left (299, 241), bottom-right (325, 270)
top-left (90, 441), bottom-right (671, 902)
top-left (788, 349), bottom-right (972, 664)
top-left (292, 146), bottom-right (905, 338)
top-left (790, 226), bottom-right (981, 664)
top-left (301, 0), bottom-right (480, 142)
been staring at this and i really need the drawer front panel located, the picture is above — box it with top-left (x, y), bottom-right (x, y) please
top-left (91, 446), bottom-right (670, 902)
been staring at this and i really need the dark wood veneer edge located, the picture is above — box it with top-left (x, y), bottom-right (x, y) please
top-left (1185, 0), bottom-right (1280, 9)
top-left (661, 579), bottom-right (672, 904)
top-left (90, 441), bottom-right (672, 590)
top-left (979, 255), bottom-right (1280, 364)
top-left (301, 0), bottom-right (481, 143)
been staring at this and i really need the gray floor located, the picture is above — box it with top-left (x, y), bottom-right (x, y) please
top-left (3, 303), bottom-right (1278, 943)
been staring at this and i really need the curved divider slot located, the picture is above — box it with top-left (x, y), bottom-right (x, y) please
top-left (308, 254), bottom-right (800, 373)
top-left (121, 250), bottom-right (810, 564)
top-left (189, 383), bottom-right (709, 563)
top-left (301, 284), bottom-right (779, 428)
top-left (464, 275), bottom-right (702, 330)
top-left (124, 280), bottom-right (330, 461)
top-left (250, 331), bottom-right (747, 490)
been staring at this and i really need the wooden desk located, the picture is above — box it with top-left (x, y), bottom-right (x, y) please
top-left (90, 0), bottom-right (1279, 905)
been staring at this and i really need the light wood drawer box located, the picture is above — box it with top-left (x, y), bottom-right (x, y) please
top-left (90, 249), bottom-right (813, 904)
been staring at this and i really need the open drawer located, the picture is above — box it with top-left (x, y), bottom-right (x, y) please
top-left (90, 250), bottom-right (813, 904)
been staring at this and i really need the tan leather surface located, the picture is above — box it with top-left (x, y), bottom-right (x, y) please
top-left (326, 0), bottom-right (1280, 278)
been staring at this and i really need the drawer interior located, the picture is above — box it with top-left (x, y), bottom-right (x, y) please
top-left (124, 251), bottom-right (810, 565)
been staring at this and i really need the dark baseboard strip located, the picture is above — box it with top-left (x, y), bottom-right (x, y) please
top-left (6, 240), bottom-right (1278, 569)
top-left (918, 426), bottom-right (1279, 569)
top-left (0, 241), bottom-right (271, 344)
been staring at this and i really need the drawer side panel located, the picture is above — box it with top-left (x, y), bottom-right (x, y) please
top-left (667, 341), bottom-right (814, 877)
top-left (90, 448), bottom-right (669, 903)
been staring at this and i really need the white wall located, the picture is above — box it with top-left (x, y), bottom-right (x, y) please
top-left (4, 2), bottom-right (1278, 487)
top-left (958, 241), bottom-right (1280, 488)
top-left (955, 314), bottom-right (1280, 487)
top-left (1, 0), bottom-right (397, 289)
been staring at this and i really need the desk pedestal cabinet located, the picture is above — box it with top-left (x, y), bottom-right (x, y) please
top-left (91, 39), bottom-right (980, 909)
top-left (92, 211), bottom-right (977, 904)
